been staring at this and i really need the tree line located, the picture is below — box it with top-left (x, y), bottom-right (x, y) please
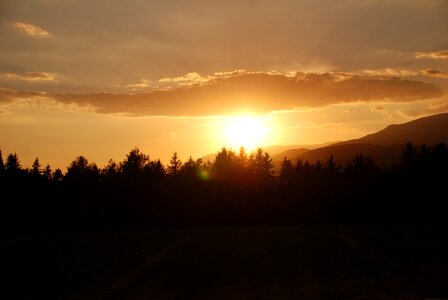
top-left (1, 142), bottom-right (447, 236)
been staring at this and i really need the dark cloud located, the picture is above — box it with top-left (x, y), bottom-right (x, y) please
top-left (52, 72), bottom-right (445, 116)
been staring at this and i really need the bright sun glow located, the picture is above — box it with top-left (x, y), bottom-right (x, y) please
top-left (222, 115), bottom-right (269, 151)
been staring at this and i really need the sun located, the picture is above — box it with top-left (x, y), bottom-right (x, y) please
top-left (222, 115), bottom-right (269, 151)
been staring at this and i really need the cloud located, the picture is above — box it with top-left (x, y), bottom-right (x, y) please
top-left (363, 68), bottom-right (418, 77)
top-left (50, 72), bottom-right (444, 116)
top-left (415, 50), bottom-right (448, 60)
top-left (125, 79), bottom-right (152, 90)
top-left (158, 72), bottom-right (211, 87)
top-left (125, 73), bottom-right (214, 91)
top-left (421, 69), bottom-right (448, 79)
top-left (14, 22), bottom-right (50, 37)
top-left (400, 99), bottom-right (448, 118)
top-left (0, 87), bottom-right (48, 104)
top-left (1, 72), bottom-right (57, 82)
top-left (2, 1), bottom-right (447, 92)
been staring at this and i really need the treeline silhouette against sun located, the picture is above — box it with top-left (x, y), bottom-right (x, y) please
top-left (1, 142), bottom-right (447, 236)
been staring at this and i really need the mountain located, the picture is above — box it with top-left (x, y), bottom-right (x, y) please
top-left (204, 113), bottom-right (448, 167)
top-left (274, 113), bottom-right (448, 168)
top-left (272, 148), bottom-right (310, 162)
top-left (299, 143), bottom-right (403, 167)
top-left (263, 141), bottom-right (338, 154)
top-left (333, 113), bottom-right (448, 147)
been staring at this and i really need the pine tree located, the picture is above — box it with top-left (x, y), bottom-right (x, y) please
top-left (279, 157), bottom-right (294, 182)
top-left (43, 164), bottom-right (52, 180)
top-left (168, 152), bottom-right (182, 177)
top-left (6, 153), bottom-right (21, 173)
top-left (32, 157), bottom-right (41, 176)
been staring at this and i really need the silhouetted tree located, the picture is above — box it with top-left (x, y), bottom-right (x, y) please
top-left (53, 168), bottom-right (63, 182)
top-left (120, 148), bottom-right (149, 178)
top-left (401, 141), bottom-right (417, 167)
top-left (65, 156), bottom-right (99, 183)
top-left (250, 148), bottom-right (275, 181)
top-left (102, 159), bottom-right (119, 178)
top-left (323, 155), bottom-right (341, 179)
top-left (182, 156), bottom-right (196, 175)
top-left (43, 164), bottom-right (52, 180)
top-left (345, 154), bottom-right (379, 179)
top-left (213, 147), bottom-right (236, 180)
top-left (3, 141), bottom-right (448, 231)
top-left (315, 160), bottom-right (323, 174)
top-left (31, 158), bottom-right (41, 177)
top-left (5, 153), bottom-right (21, 174)
top-left (148, 159), bottom-right (166, 178)
top-left (168, 152), bottom-right (182, 177)
top-left (279, 157), bottom-right (294, 182)
top-left (236, 147), bottom-right (248, 169)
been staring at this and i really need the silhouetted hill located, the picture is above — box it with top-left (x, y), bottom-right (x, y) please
top-left (272, 148), bottom-right (310, 162)
top-left (333, 113), bottom-right (448, 146)
top-left (264, 141), bottom-right (338, 154)
top-left (299, 143), bottom-right (403, 167)
top-left (271, 113), bottom-right (448, 167)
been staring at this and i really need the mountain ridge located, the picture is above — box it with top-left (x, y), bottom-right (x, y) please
top-left (202, 113), bottom-right (448, 167)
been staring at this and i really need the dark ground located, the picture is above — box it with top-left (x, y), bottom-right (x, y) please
top-left (2, 225), bottom-right (448, 299)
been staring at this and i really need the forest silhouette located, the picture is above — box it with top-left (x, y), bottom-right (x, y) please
top-left (1, 142), bottom-right (447, 237)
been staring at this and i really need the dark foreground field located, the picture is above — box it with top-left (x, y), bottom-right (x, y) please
top-left (2, 226), bottom-right (448, 299)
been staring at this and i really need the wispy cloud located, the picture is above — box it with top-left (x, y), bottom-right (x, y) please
top-left (125, 79), bottom-right (152, 90)
top-left (1, 72), bottom-right (57, 82)
top-left (421, 69), bottom-right (448, 79)
top-left (14, 22), bottom-right (50, 37)
top-left (363, 68), bottom-right (418, 77)
top-left (415, 50), bottom-right (448, 60)
top-left (158, 72), bottom-right (211, 87)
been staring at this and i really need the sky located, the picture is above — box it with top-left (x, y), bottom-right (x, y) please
top-left (0, 0), bottom-right (448, 169)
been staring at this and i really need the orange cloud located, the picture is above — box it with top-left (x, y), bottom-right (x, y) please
top-left (363, 68), bottom-right (417, 77)
top-left (15, 22), bottom-right (50, 37)
top-left (421, 69), bottom-right (448, 79)
top-left (158, 72), bottom-right (211, 87)
top-left (0, 87), bottom-right (47, 104)
top-left (50, 72), bottom-right (444, 116)
top-left (1, 72), bottom-right (56, 82)
top-left (415, 50), bottom-right (448, 60)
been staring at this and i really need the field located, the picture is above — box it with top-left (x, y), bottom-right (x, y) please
top-left (2, 225), bottom-right (448, 299)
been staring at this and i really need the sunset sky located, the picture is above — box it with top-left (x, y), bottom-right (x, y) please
top-left (1, 0), bottom-right (447, 169)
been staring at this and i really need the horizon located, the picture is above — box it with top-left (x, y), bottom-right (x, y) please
top-left (1, 0), bottom-right (447, 169)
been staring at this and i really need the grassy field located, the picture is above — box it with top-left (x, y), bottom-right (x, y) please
top-left (2, 225), bottom-right (448, 299)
